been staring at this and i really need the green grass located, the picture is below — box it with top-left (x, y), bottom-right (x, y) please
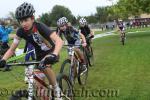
top-left (94, 30), bottom-right (112, 35)
top-left (86, 32), bottom-right (150, 100)
top-left (1, 30), bottom-right (150, 99)
top-left (126, 27), bottom-right (150, 32)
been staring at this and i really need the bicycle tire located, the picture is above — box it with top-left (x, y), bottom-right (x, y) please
top-left (121, 36), bottom-right (125, 45)
top-left (60, 59), bottom-right (70, 75)
top-left (77, 63), bottom-right (88, 85)
top-left (57, 73), bottom-right (74, 100)
top-left (60, 59), bottom-right (77, 85)
top-left (9, 89), bottom-right (36, 100)
top-left (85, 46), bottom-right (94, 67)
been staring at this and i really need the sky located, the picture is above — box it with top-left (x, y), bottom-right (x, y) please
top-left (0, 0), bottom-right (118, 18)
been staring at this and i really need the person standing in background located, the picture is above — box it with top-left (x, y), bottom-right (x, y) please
top-left (24, 41), bottom-right (36, 83)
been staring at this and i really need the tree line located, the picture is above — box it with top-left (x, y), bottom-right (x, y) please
top-left (2, 0), bottom-right (150, 27)
top-left (40, 0), bottom-right (150, 26)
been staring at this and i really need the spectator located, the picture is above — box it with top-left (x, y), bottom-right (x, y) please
top-left (0, 21), bottom-right (13, 55)
top-left (24, 42), bottom-right (35, 83)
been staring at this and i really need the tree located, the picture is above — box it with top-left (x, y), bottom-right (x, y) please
top-left (96, 6), bottom-right (110, 23)
top-left (7, 11), bottom-right (19, 27)
top-left (40, 5), bottom-right (75, 26)
top-left (85, 15), bottom-right (98, 24)
top-left (40, 13), bottom-right (51, 26)
top-left (115, 0), bottom-right (150, 18)
top-left (49, 5), bottom-right (75, 26)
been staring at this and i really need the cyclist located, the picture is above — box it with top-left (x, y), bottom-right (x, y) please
top-left (117, 20), bottom-right (126, 41)
top-left (78, 17), bottom-right (94, 49)
top-left (56, 17), bottom-right (88, 72)
top-left (0, 2), bottom-right (63, 100)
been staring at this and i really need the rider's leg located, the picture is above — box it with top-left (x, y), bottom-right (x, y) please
top-left (34, 70), bottom-right (49, 100)
top-left (42, 66), bottom-right (61, 98)
top-left (36, 51), bottom-right (62, 99)
top-left (74, 48), bottom-right (86, 64)
top-left (74, 48), bottom-right (87, 72)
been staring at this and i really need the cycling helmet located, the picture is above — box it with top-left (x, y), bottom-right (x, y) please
top-left (15, 2), bottom-right (35, 20)
top-left (79, 17), bottom-right (87, 26)
top-left (57, 17), bottom-right (68, 27)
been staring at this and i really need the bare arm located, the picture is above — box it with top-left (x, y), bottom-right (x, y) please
top-left (80, 33), bottom-right (86, 43)
top-left (50, 32), bottom-right (63, 56)
top-left (2, 35), bottom-right (21, 60)
top-left (90, 29), bottom-right (94, 36)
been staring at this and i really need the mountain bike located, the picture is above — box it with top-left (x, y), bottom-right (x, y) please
top-left (120, 30), bottom-right (126, 45)
top-left (60, 44), bottom-right (88, 86)
top-left (7, 61), bottom-right (74, 100)
top-left (85, 34), bottom-right (94, 67)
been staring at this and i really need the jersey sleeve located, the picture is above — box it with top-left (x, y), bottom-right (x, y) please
top-left (37, 22), bottom-right (54, 37)
top-left (87, 25), bottom-right (91, 33)
top-left (16, 28), bottom-right (23, 38)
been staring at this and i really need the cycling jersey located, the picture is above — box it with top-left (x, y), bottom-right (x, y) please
top-left (118, 22), bottom-right (124, 30)
top-left (56, 26), bottom-right (80, 45)
top-left (79, 25), bottom-right (91, 37)
top-left (16, 22), bottom-right (55, 60)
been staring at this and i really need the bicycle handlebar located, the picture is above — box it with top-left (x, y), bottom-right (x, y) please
top-left (7, 61), bottom-right (40, 66)
top-left (63, 44), bottom-right (82, 47)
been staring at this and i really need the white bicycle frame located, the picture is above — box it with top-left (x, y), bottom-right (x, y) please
top-left (68, 46), bottom-right (79, 82)
top-left (9, 49), bottom-right (71, 100)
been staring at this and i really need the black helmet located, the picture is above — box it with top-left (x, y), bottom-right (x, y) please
top-left (15, 2), bottom-right (35, 20)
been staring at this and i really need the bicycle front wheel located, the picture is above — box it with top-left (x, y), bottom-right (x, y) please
top-left (121, 36), bottom-right (125, 45)
top-left (57, 73), bottom-right (74, 100)
top-left (9, 89), bottom-right (36, 100)
top-left (60, 59), bottom-right (71, 75)
top-left (77, 63), bottom-right (88, 85)
top-left (87, 46), bottom-right (94, 67)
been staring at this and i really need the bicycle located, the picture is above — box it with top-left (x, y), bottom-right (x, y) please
top-left (85, 34), bottom-right (94, 67)
top-left (119, 29), bottom-right (126, 45)
top-left (60, 44), bottom-right (88, 86)
top-left (6, 61), bottom-right (74, 100)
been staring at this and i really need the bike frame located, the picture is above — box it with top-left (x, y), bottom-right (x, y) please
top-left (64, 45), bottom-right (81, 84)
top-left (68, 46), bottom-right (79, 83)
top-left (7, 61), bottom-right (52, 100)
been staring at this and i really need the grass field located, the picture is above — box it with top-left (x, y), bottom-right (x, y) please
top-left (0, 28), bottom-right (150, 100)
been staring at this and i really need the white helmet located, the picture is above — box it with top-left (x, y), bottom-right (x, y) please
top-left (57, 17), bottom-right (68, 27)
top-left (79, 17), bottom-right (87, 26)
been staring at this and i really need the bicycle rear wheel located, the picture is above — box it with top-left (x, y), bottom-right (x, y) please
top-left (57, 73), bottom-right (74, 100)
